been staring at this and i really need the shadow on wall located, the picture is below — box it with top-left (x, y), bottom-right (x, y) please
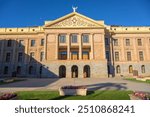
top-left (0, 39), bottom-right (58, 79)
top-left (105, 29), bottom-right (115, 77)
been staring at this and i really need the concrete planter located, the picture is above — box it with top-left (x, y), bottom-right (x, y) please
top-left (59, 88), bottom-right (87, 96)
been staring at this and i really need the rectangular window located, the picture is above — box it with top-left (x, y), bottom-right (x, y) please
top-left (106, 51), bottom-right (110, 61)
top-left (41, 39), bottom-right (44, 46)
top-left (4, 66), bottom-right (8, 74)
top-left (71, 34), bottom-right (78, 43)
top-left (126, 39), bottom-right (130, 46)
top-left (31, 40), bottom-right (35, 47)
top-left (114, 39), bottom-right (118, 46)
top-left (127, 52), bottom-right (131, 61)
top-left (138, 39), bottom-right (142, 46)
top-left (18, 52), bottom-right (23, 62)
top-left (59, 35), bottom-right (66, 43)
top-left (40, 52), bottom-right (44, 61)
top-left (71, 51), bottom-right (79, 60)
top-left (105, 38), bottom-right (109, 45)
top-left (30, 52), bottom-right (35, 62)
top-left (82, 34), bottom-right (89, 43)
top-left (115, 52), bottom-right (119, 61)
top-left (139, 51), bottom-right (144, 61)
top-left (7, 40), bottom-right (12, 47)
top-left (82, 51), bottom-right (89, 60)
top-left (59, 51), bottom-right (67, 60)
top-left (18, 40), bottom-right (24, 47)
top-left (6, 52), bottom-right (11, 62)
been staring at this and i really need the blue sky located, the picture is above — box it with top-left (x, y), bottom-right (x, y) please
top-left (0, 0), bottom-right (150, 27)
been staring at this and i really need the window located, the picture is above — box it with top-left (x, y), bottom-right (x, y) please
top-left (40, 52), bottom-right (44, 61)
top-left (30, 52), bottom-right (35, 62)
top-left (141, 65), bottom-right (145, 73)
top-left (71, 51), bottom-right (79, 60)
top-left (59, 35), bottom-right (66, 43)
top-left (127, 52), bottom-right (131, 61)
top-left (139, 51), bottom-right (144, 61)
top-left (29, 66), bottom-right (34, 74)
top-left (31, 40), bottom-right (35, 47)
top-left (115, 52), bottom-right (119, 61)
top-left (59, 51), bottom-right (67, 60)
top-left (7, 40), bottom-right (12, 47)
top-left (5, 52), bottom-right (11, 62)
top-left (126, 39), bottom-right (130, 46)
top-left (137, 39), bottom-right (142, 46)
top-left (4, 66), bottom-right (8, 74)
top-left (16, 66), bottom-right (21, 74)
top-left (18, 52), bottom-right (23, 62)
top-left (116, 65), bottom-right (121, 74)
top-left (106, 51), bottom-right (110, 61)
top-left (129, 65), bottom-right (133, 73)
top-left (41, 39), bottom-right (44, 46)
top-left (18, 40), bottom-right (24, 47)
top-left (82, 51), bottom-right (89, 60)
top-left (114, 39), bottom-right (118, 46)
top-left (71, 34), bottom-right (78, 43)
top-left (82, 34), bottom-right (89, 43)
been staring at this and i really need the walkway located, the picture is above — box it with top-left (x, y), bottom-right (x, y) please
top-left (0, 78), bottom-right (150, 93)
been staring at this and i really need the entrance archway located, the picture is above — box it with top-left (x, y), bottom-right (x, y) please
top-left (83, 65), bottom-right (90, 78)
top-left (59, 65), bottom-right (66, 78)
top-left (71, 65), bottom-right (78, 78)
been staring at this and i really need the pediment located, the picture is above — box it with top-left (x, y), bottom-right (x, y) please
top-left (44, 12), bottom-right (104, 28)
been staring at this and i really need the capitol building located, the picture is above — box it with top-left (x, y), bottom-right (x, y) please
top-left (0, 10), bottom-right (150, 78)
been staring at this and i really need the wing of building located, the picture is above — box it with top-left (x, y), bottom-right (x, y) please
top-left (0, 11), bottom-right (150, 78)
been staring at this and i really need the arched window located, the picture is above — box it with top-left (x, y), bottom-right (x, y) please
top-left (29, 66), bottom-right (34, 74)
top-left (141, 65), bottom-right (145, 73)
top-left (71, 65), bottom-right (78, 78)
top-left (83, 65), bottom-right (90, 78)
top-left (59, 65), bottom-right (66, 78)
top-left (17, 66), bottom-right (21, 74)
top-left (129, 65), bottom-right (133, 73)
top-left (116, 65), bottom-right (121, 74)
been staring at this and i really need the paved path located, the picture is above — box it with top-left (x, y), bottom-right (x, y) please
top-left (0, 78), bottom-right (150, 93)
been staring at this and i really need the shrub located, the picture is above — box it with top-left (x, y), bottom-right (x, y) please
top-left (61, 86), bottom-right (86, 89)
top-left (134, 92), bottom-right (149, 100)
top-left (0, 93), bottom-right (17, 100)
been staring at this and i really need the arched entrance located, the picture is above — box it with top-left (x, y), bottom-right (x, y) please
top-left (83, 65), bottom-right (90, 78)
top-left (59, 65), bottom-right (66, 78)
top-left (71, 65), bottom-right (78, 78)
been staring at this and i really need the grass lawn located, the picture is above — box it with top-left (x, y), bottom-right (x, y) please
top-left (16, 90), bottom-right (132, 100)
top-left (125, 78), bottom-right (150, 84)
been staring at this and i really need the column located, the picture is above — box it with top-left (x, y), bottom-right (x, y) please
top-left (79, 34), bottom-right (82, 60)
top-left (90, 34), bottom-right (94, 60)
top-left (44, 34), bottom-right (48, 60)
top-left (12, 39), bottom-right (17, 63)
top-left (67, 34), bottom-right (70, 60)
top-left (102, 33), bottom-right (106, 60)
top-left (55, 34), bottom-right (59, 60)
top-left (145, 38), bottom-right (149, 60)
top-left (133, 38), bottom-right (138, 61)
top-left (25, 38), bottom-right (29, 63)
top-left (121, 38), bottom-right (125, 61)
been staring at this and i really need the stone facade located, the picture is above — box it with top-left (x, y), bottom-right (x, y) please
top-left (0, 11), bottom-right (150, 78)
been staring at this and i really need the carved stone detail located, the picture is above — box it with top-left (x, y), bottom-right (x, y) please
top-left (50, 16), bottom-right (100, 28)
